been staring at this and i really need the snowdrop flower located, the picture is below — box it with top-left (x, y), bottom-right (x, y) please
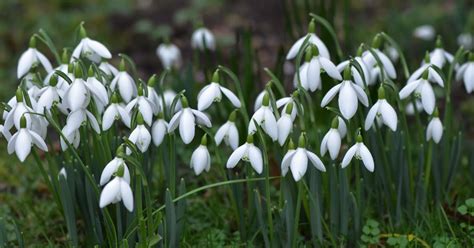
top-left (3, 89), bottom-right (36, 131)
top-left (110, 60), bottom-right (137, 103)
top-left (43, 49), bottom-right (70, 87)
top-left (321, 67), bottom-right (369, 119)
top-left (277, 103), bottom-right (294, 146)
top-left (426, 109), bottom-right (443, 144)
top-left (248, 92), bottom-right (278, 141)
top-left (102, 92), bottom-right (131, 130)
top-left (58, 167), bottom-right (67, 179)
top-left (281, 133), bottom-right (325, 181)
top-left (226, 135), bottom-right (263, 174)
top-left (85, 67), bottom-right (109, 109)
top-left (385, 45), bottom-right (399, 63)
top-left (342, 134), bottom-right (374, 172)
top-left (126, 84), bottom-right (156, 126)
top-left (72, 25), bottom-right (112, 63)
top-left (294, 45), bottom-right (342, 92)
top-left (0, 124), bottom-right (11, 141)
top-left (336, 116), bottom-right (347, 138)
top-left (286, 19), bottom-right (330, 60)
top-left (456, 53), bottom-right (474, 93)
top-left (60, 129), bottom-right (80, 151)
top-left (128, 113), bottom-right (151, 153)
top-left (215, 111), bottom-right (239, 150)
top-left (399, 70), bottom-right (436, 114)
top-left (7, 116), bottom-right (48, 162)
top-left (17, 36), bottom-right (53, 78)
top-left (168, 96), bottom-right (212, 144)
top-left (362, 35), bottom-right (397, 83)
top-left (62, 108), bottom-right (101, 137)
top-left (276, 93), bottom-right (299, 120)
top-left (457, 33), bottom-right (473, 50)
top-left (156, 41), bottom-right (182, 69)
top-left (253, 91), bottom-right (268, 112)
top-left (191, 27), bottom-right (215, 51)
top-left (429, 36), bottom-right (453, 69)
top-left (151, 113), bottom-right (168, 147)
top-left (146, 75), bottom-right (162, 114)
top-left (197, 70), bottom-right (241, 111)
top-left (320, 118), bottom-right (342, 160)
top-left (99, 61), bottom-right (119, 77)
top-left (100, 147), bottom-right (131, 186)
top-left (99, 163), bottom-right (133, 212)
top-left (413, 25), bottom-right (435, 41)
top-left (337, 46), bottom-right (371, 87)
top-left (36, 75), bottom-right (61, 114)
top-left (408, 52), bottom-right (444, 87)
top-left (190, 135), bottom-right (211, 175)
top-left (405, 100), bottom-right (423, 116)
top-left (365, 87), bottom-right (398, 131)
top-left (163, 90), bottom-right (181, 113)
top-left (63, 66), bottom-right (91, 112)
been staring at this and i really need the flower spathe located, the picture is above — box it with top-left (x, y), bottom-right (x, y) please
top-left (282, 134), bottom-right (326, 181)
top-left (190, 135), bottom-right (211, 175)
top-left (248, 92), bottom-right (278, 141)
top-left (227, 135), bottom-right (263, 174)
top-left (365, 87), bottom-right (398, 131)
top-left (197, 71), bottom-right (241, 111)
top-left (342, 135), bottom-right (374, 172)
top-left (17, 37), bottom-right (53, 78)
top-left (191, 27), bottom-right (215, 51)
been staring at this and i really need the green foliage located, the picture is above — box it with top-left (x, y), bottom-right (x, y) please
top-left (360, 219), bottom-right (380, 246)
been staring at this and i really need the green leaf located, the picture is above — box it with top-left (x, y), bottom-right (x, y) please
top-left (457, 205), bottom-right (468, 215)
top-left (465, 198), bottom-right (474, 208)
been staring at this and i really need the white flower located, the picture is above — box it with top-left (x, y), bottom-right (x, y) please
top-left (190, 135), bottom-right (211, 175)
top-left (248, 93), bottom-right (278, 141)
top-left (146, 76), bottom-right (162, 114)
top-left (362, 35), bottom-right (397, 83)
top-left (62, 108), bottom-right (101, 137)
top-left (320, 118), bottom-right (342, 160)
top-left (0, 124), bottom-right (12, 141)
top-left (286, 19), bottom-right (330, 60)
top-left (456, 54), bottom-right (474, 93)
top-left (128, 115), bottom-right (151, 153)
top-left (294, 46), bottom-right (341, 92)
top-left (197, 72), bottom-right (241, 111)
top-left (151, 116), bottom-right (168, 147)
top-left (168, 96), bottom-right (212, 144)
top-left (399, 73), bottom-right (436, 115)
top-left (60, 129), bottom-right (80, 151)
top-left (341, 135), bottom-right (374, 172)
top-left (99, 159), bottom-right (133, 212)
top-left (100, 154), bottom-right (130, 186)
top-left (99, 61), bottom-right (118, 76)
top-left (102, 93), bottom-right (131, 130)
top-left (64, 75), bottom-right (90, 112)
top-left (191, 27), bottom-right (215, 51)
top-left (110, 61), bottom-right (137, 103)
top-left (277, 103), bottom-right (294, 146)
top-left (321, 67), bottom-right (369, 119)
top-left (58, 167), bottom-right (67, 179)
top-left (457, 33), bottom-right (473, 50)
top-left (3, 90), bottom-right (37, 131)
top-left (405, 100), bottom-right (423, 116)
top-left (7, 116), bottom-right (48, 162)
top-left (156, 42), bottom-right (182, 69)
top-left (429, 37), bottom-right (453, 69)
top-left (126, 85), bottom-right (157, 126)
top-left (17, 37), bottom-right (53, 78)
top-left (36, 76), bottom-right (61, 114)
top-left (276, 96), bottom-right (298, 120)
top-left (426, 112), bottom-right (443, 144)
top-left (85, 75), bottom-right (109, 109)
top-left (215, 112), bottom-right (239, 150)
top-left (408, 62), bottom-right (444, 88)
top-left (226, 135), bottom-right (263, 174)
top-left (413, 25), bottom-right (435, 40)
top-left (337, 55), bottom-right (371, 87)
top-left (281, 134), bottom-right (325, 181)
top-left (365, 88), bottom-right (398, 131)
top-left (385, 45), bottom-right (399, 63)
top-left (72, 26), bottom-right (112, 63)
top-left (163, 90), bottom-right (181, 113)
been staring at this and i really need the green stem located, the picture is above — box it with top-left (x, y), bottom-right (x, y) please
top-left (292, 181), bottom-right (303, 247)
top-left (424, 141), bottom-right (433, 192)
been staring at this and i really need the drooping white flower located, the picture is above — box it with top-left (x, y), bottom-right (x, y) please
top-left (226, 135), bottom-right (263, 174)
top-left (3, 89), bottom-right (36, 131)
top-left (151, 114), bottom-right (168, 147)
top-left (320, 118), bottom-right (342, 160)
top-left (341, 134), bottom-right (374, 172)
top-left (99, 160), bottom-right (133, 212)
top-left (99, 61), bottom-right (118, 76)
top-left (190, 135), bottom-right (211, 175)
top-left (429, 37), bottom-right (453, 69)
top-left (146, 75), bottom-right (163, 114)
top-left (197, 71), bottom-right (241, 111)
top-left (362, 35), bottom-right (397, 84)
top-left (100, 149), bottom-right (130, 186)
top-left (413, 25), bottom-right (435, 41)
top-left (191, 27), bottom-right (215, 51)
top-left (85, 70), bottom-right (109, 110)
top-left (321, 67), bottom-right (369, 119)
top-left (426, 109), bottom-right (443, 144)
top-left (385, 45), bottom-right (399, 63)
top-left (63, 68), bottom-right (90, 112)
top-left (62, 108), bottom-right (101, 137)
top-left (337, 55), bottom-right (371, 87)
top-left (110, 60), bottom-right (137, 103)
top-left (163, 89), bottom-right (181, 113)
top-left (457, 33), bottom-right (473, 50)
top-left (215, 111), bottom-right (239, 150)
top-left (286, 19), bottom-right (330, 60)
top-left (281, 134), bottom-right (325, 181)
top-left (399, 70), bottom-right (436, 114)
top-left (72, 25), bottom-right (112, 63)
top-left (58, 167), bottom-right (67, 179)
top-left (60, 129), bottom-right (80, 151)
top-left (276, 94), bottom-right (298, 120)
top-left (36, 75), bottom-right (61, 114)
top-left (126, 84), bottom-right (157, 126)
top-left (7, 116), bottom-right (48, 162)
top-left (102, 93), bottom-right (131, 130)
top-left (128, 114), bottom-right (151, 153)
top-left (405, 100), bottom-right (423, 116)
top-left (456, 53), bottom-right (474, 93)
top-left (248, 92), bottom-right (278, 141)
top-left (407, 52), bottom-right (445, 88)
top-left (294, 45), bottom-right (342, 92)
top-left (277, 103), bottom-right (294, 146)
top-left (168, 96), bottom-right (212, 144)
top-left (365, 87), bottom-right (398, 131)
top-left (17, 37), bottom-right (53, 78)
top-left (156, 42), bottom-right (182, 69)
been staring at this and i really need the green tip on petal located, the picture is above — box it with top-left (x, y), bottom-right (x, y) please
top-left (356, 45), bottom-right (364, 57)
top-left (298, 133), bottom-right (306, 148)
top-left (433, 108), bottom-right (439, 117)
top-left (308, 19), bottom-right (316, 34)
top-left (212, 70), bottom-right (220, 83)
top-left (422, 69), bottom-right (429, 80)
top-left (331, 117), bottom-right (339, 129)
top-left (87, 66), bottom-right (94, 78)
top-left (228, 110), bottom-right (237, 122)
top-left (377, 86), bottom-right (385, 99)
top-left (372, 34), bottom-right (382, 49)
top-left (115, 164), bottom-right (125, 177)
top-left (50, 74), bottom-right (58, 87)
top-left (79, 23), bottom-right (87, 38)
top-left (148, 74), bottom-right (157, 87)
top-left (20, 115), bottom-right (27, 129)
top-left (111, 92), bottom-right (119, 103)
top-left (200, 134), bottom-right (208, 146)
top-left (119, 59), bottom-right (126, 71)
top-left (343, 66), bottom-right (352, 80)
top-left (356, 134), bottom-right (363, 143)
top-left (61, 49), bottom-right (69, 64)
top-left (424, 51), bottom-right (430, 63)
top-left (136, 112), bottom-right (144, 125)
top-left (287, 139), bottom-right (295, 150)
top-left (74, 64), bottom-right (83, 78)
top-left (29, 36), bottom-right (36, 48)
top-left (246, 134), bottom-right (254, 144)
top-left (285, 102), bottom-right (294, 115)
top-left (262, 92), bottom-right (270, 107)
top-left (435, 35), bottom-right (443, 48)
top-left (180, 95), bottom-right (189, 108)
top-left (16, 88), bottom-right (24, 102)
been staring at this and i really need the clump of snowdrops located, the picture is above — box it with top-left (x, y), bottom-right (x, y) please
top-left (1, 15), bottom-right (473, 246)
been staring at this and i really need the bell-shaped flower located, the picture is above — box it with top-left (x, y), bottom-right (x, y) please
top-left (151, 113), bottom-right (168, 147)
top-left (36, 75), bottom-right (61, 114)
top-left (17, 37), bottom-right (53, 78)
top-left (215, 111), bottom-right (239, 150)
top-left (62, 108), bottom-right (101, 137)
top-left (321, 67), bottom-right (369, 119)
top-left (457, 33), bottom-right (473, 50)
top-left (413, 25), bottom-right (435, 41)
top-left (429, 36), bottom-right (453, 69)
top-left (128, 113), bottom-right (151, 153)
top-left (362, 35), bottom-right (397, 82)
top-left (190, 135), bottom-right (211, 175)
top-left (226, 135), bottom-right (263, 174)
top-left (191, 27), bottom-right (215, 51)
top-left (163, 89), bottom-right (181, 113)
top-left (281, 134), bottom-right (326, 181)
top-left (146, 75), bottom-right (163, 114)
top-left (85, 68), bottom-right (109, 109)
top-left (102, 92), bottom-right (131, 130)
top-left (248, 92), bottom-right (278, 141)
top-left (342, 134), bottom-right (374, 172)
top-left (276, 93), bottom-right (299, 120)
top-left (168, 96), bottom-right (212, 144)
top-left (426, 109), bottom-right (443, 144)
top-left (286, 19), bottom-right (330, 60)
top-left (72, 25), bottom-right (112, 63)
top-left (399, 70), bottom-right (436, 114)
top-left (277, 103), bottom-right (294, 146)
top-left (110, 60), bottom-right (137, 103)
top-left (405, 100), bottom-right (423, 116)
top-left (294, 45), bottom-right (342, 92)
top-left (99, 163), bottom-right (133, 212)
top-left (197, 70), bottom-right (241, 111)
top-left (321, 118), bottom-right (342, 160)
top-left (3, 89), bottom-right (36, 131)
top-left (156, 42), bottom-right (182, 69)
top-left (126, 84), bottom-right (157, 126)
top-left (60, 129), bottom-right (80, 151)
top-left (0, 124), bottom-right (12, 141)
top-left (100, 146), bottom-right (130, 186)
top-left (99, 61), bottom-right (118, 76)
top-left (337, 47), bottom-right (371, 87)
top-left (7, 116), bottom-right (48, 162)
top-left (365, 87), bottom-right (398, 131)
top-left (456, 53), bottom-right (474, 93)
top-left (408, 52), bottom-right (444, 87)
top-left (63, 67), bottom-right (91, 112)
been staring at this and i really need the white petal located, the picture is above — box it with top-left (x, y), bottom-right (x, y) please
top-left (152, 120), bottom-right (167, 146)
top-left (100, 158), bottom-right (121, 185)
top-left (99, 178), bottom-right (120, 208)
top-left (214, 123), bottom-right (228, 146)
top-left (352, 83), bottom-right (369, 107)
top-left (277, 115), bottom-right (292, 146)
top-left (380, 100), bottom-right (398, 131)
top-left (327, 130), bottom-right (341, 160)
top-left (377, 51), bottom-right (396, 78)
top-left (359, 144), bottom-right (375, 172)
top-left (341, 145), bottom-right (357, 168)
top-left (7, 133), bottom-right (18, 155)
top-left (227, 124), bottom-right (239, 150)
top-left (220, 86), bottom-right (241, 108)
top-left (263, 109), bottom-right (278, 141)
top-left (103, 106), bottom-right (118, 131)
top-left (428, 67), bottom-right (444, 87)
top-left (320, 132), bottom-right (329, 156)
top-left (15, 130), bottom-right (32, 162)
top-left (399, 80), bottom-right (421, 99)
top-left (364, 102), bottom-right (380, 130)
top-left (198, 84), bottom-right (219, 111)
top-left (87, 39), bottom-right (112, 59)
top-left (338, 82), bottom-right (358, 119)
top-left (286, 36), bottom-right (306, 60)
top-left (179, 110), bottom-right (195, 144)
top-left (191, 109), bottom-right (212, 128)
top-left (306, 150), bottom-right (326, 172)
top-left (226, 145), bottom-right (247, 168)
top-left (420, 82), bottom-right (435, 114)
top-left (320, 84), bottom-right (342, 107)
top-left (35, 50), bottom-right (53, 73)
top-left (29, 130), bottom-right (48, 151)
top-left (248, 145), bottom-right (263, 174)
top-left (319, 57), bottom-right (342, 80)
top-left (120, 180), bottom-right (134, 212)
top-left (307, 58), bottom-right (321, 92)
top-left (168, 111), bottom-right (182, 132)
top-left (290, 149), bottom-right (308, 181)
top-left (281, 150), bottom-right (296, 176)
top-left (17, 49), bottom-right (35, 78)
